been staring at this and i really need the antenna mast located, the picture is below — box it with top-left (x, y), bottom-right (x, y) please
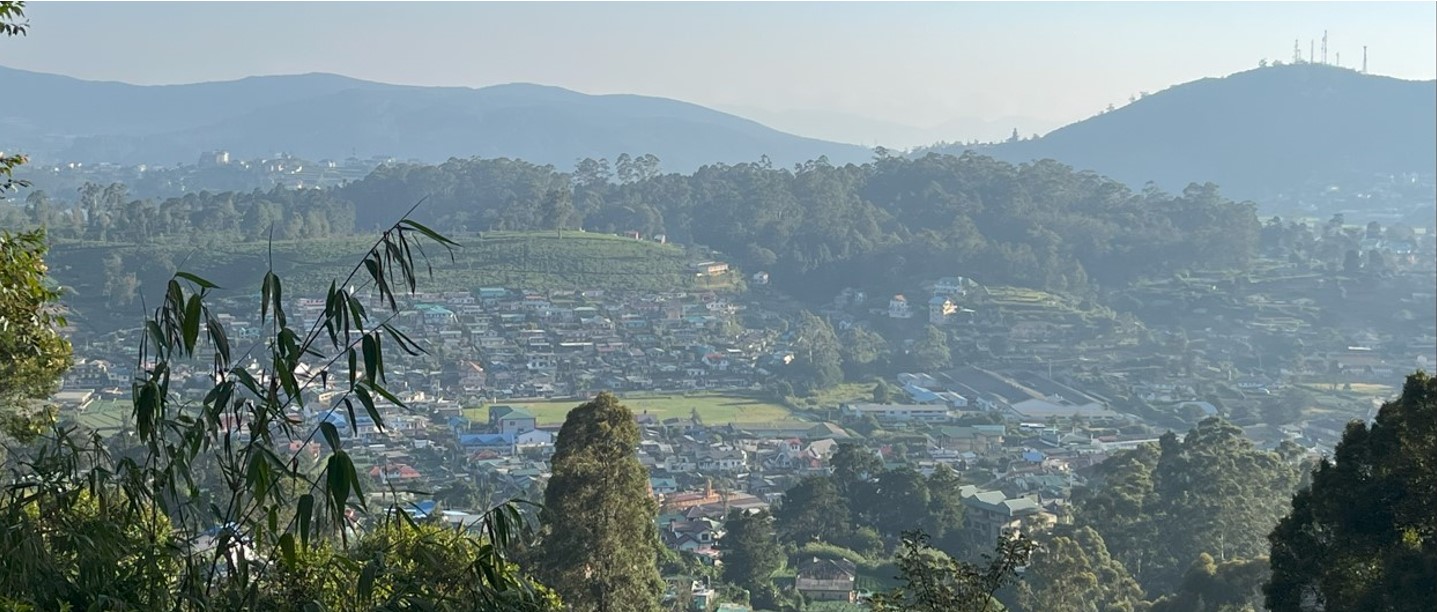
top-left (1309, 40), bottom-right (1315, 63)
top-left (1293, 39), bottom-right (1302, 63)
top-left (1363, 45), bottom-right (1368, 73)
top-left (1322, 30), bottom-right (1328, 64)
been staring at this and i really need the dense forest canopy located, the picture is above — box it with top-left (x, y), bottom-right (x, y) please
top-left (12, 153), bottom-right (1261, 301)
top-left (342, 153), bottom-right (1259, 298)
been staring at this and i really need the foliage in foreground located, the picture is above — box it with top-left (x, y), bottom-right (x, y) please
top-left (0, 205), bottom-right (559, 609)
top-left (1265, 371), bottom-right (1436, 612)
top-left (870, 530), bottom-right (1035, 612)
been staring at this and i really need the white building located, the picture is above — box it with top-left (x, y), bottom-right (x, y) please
top-left (888, 295), bottom-right (913, 319)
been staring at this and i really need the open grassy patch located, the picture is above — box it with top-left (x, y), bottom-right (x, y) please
top-left (471, 392), bottom-right (800, 426)
top-left (69, 399), bottom-right (129, 436)
top-left (804, 382), bottom-right (877, 408)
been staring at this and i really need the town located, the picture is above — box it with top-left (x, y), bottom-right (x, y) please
top-left (49, 221), bottom-right (1436, 606)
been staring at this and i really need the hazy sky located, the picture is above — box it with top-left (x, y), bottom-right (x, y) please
top-left (6, 1), bottom-right (1435, 145)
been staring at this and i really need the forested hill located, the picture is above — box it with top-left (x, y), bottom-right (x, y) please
top-left (15, 153), bottom-right (1260, 302)
top-left (929, 64), bottom-right (1437, 200)
top-left (0, 65), bottom-right (869, 170)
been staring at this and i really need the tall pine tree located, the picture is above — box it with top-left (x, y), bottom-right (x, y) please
top-left (720, 509), bottom-right (784, 607)
top-left (537, 393), bottom-right (664, 612)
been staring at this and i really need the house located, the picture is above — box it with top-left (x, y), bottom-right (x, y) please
top-left (959, 485), bottom-right (1056, 544)
top-left (929, 296), bottom-right (958, 325)
top-left (515, 428), bottom-right (554, 449)
top-left (932, 276), bottom-right (967, 297)
top-left (751, 271), bottom-right (770, 285)
top-left (888, 295), bottom-right (912, 319)
top-left (459, 433), bottom-right (516, 457)
top-left (488, 406), bottom-right (537, 436)
top-left (794, 557), bottom-right (857, 603)
top-left (663, 517), bottom-right (725, 555)
top-left (368, 463), bottom-right (422, 483)
top-left (698, 447), bottom-right (747, 473)
top-left (936, 425), bottom-right (1005, 454)
top-left (415, 304), bottom-right (457, 325)
top-left (650, 476), bottom-right (680, 495)
top-left (692, 261), bottom-right (730, 277)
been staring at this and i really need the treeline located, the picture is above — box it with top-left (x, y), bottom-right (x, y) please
top-left (5, 183), bottom-right (356, 242)
top-left (341, 153), bottom-right (1260, 299)
top-left (9, 153), bottom-right (1260, 299)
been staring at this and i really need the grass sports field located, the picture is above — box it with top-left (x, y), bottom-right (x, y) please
top-left (463, 392), bottom-right (801, 426)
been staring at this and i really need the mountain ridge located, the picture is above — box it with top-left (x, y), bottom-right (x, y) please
top-left (0, 65), bottom-right (871, 170)
top-left (935, 63), bottom-right (1437, 200)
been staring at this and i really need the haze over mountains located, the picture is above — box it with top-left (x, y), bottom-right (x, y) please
top-left (3, 63), bottom-right (1434, 201)
top-left (0, 65), bottom-right (871, 171)
top-left (963, 63), bottom-right (1437, 200)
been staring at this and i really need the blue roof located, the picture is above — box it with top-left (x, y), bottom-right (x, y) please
top-left (459, 433), bottom-right (515, 446)
top-left (405, 499), bottom-right (438, 518)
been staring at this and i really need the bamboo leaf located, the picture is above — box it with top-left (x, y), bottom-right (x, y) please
top-left (182, 293), bottom-right (203, 355)
top-left (398, 218), bottom-right (460, 248)
top-left (174, 270), bottom-right (219, 289)
top-left (279, 532), bottom-right (297, 568)
top-left (319, 421), bottom-right (342, 451)
top-left (298, 493), bottom-right (314, 549)
top-left (326, 451), bottom-right (354, 517)
top-left (358, 560), bottom-right (378, 602)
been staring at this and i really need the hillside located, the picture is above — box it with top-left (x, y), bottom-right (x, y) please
top-left (0, 65), bottom-right (869, 171)
top-left (47, 230), bottom-right (716, 333)
top-left (933, 64), bottom-right (1437, 200)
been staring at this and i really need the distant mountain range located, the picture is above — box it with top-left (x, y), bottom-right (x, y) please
top-left (4, 63), bottom-right (1434, 201)
top-left (716, 104), bottom-right (1059, 149)
top-left (932, 64), bottom-right (1437, 200)
top-left (0, 65), bottom-right (871, 171)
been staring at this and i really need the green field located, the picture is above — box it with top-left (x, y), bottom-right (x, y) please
top-left (69, 399), bottom-right (130, 436)
top-left (464, 392), bottom-right (800, 426)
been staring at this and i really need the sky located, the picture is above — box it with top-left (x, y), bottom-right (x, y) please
top-left (6, 1), bottom-right (1435, 146)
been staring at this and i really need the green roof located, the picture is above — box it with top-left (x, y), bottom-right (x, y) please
top-left (489, 406), bottom-right (535, 421)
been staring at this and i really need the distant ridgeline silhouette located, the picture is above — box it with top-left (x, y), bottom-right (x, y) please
top-left (0, 65), bottom-right (869, 171)
top-left (929, 64), bottom-right (1437, 200)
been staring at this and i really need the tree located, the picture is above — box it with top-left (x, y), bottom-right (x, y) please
top-left (773, 476), bottom-right (850, 545)
top-left (0, 2), bottom-right (28, 193)
top-left (870, 530), bottom-right (1035, 612)
top-left (1342, 249), bottom-right (1362, 275)
top-left (1073, 417), bottom-right (1302, 595)
top-left (1365, 249), bottom-right (1387, 276)
top-left (1264, 372), bottom-right (1437, 612)
top-left (1013, 526), bottom-right (1145, 612)
top-left (910, 325), bottom-right (952, 372)
top-left (0, 229), bottom-right (72, 429)
top-left (923, 465), bottom-right (967, 554)
top-left (869, 468), bottom-right (931, 539)
top-left (790, 311), bottom-right (843, 391)
top-left (829, 443), bottom-right (882, 500)
top-left (537, 393), bottom-right (664, 612)
top-left (539, 188), bottom-right (576, 235)
top-left (720, 510), bottom-right (784, 606)
top-left (841, 326), bottom-right (890, 378)
top-left (1150, 553), bottom-right (1268, 612)
top-left (873, 380), bottom-right (893, 403)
